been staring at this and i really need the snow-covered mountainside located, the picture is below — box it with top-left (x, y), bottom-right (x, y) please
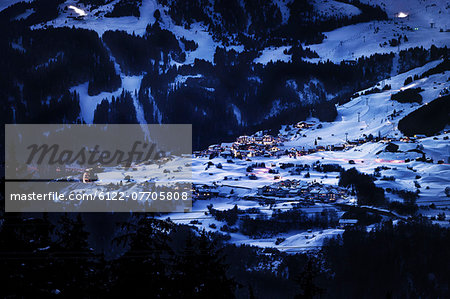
top-left (286, 60), bottom-right (448, 146)
top-left (2, 1), bottom-right (450, 297)
top-left (47, 59), bottom-right (449, 251)
top-left (32, 0), bottom-right (241, 64)
top-left (3, 0), bottom-right (448, 150)
top-left (306, 0), bottom-right (449, 63)
top-left (2, 0), bottom-right (449, 232)
top-left (156, 60), bottom-right (449, 250)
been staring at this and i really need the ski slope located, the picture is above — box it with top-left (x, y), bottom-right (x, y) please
top-left (312, 0), bottom-right (362, 18)
top-left (306, 0), bottom-right (450, 63)
top-left (285, 60), bottom-right (448, 147)
top-left (30, 0), bottom-right (243, 65)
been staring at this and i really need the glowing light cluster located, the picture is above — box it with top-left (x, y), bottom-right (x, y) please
top-left (397, 12), bottom-right (408, 18)
top-left (68, 5), bottom-right (87, 17)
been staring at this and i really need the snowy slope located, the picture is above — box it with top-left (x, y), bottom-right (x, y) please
top-left (254, 46), bottom-right (291, 64)
top-left (31, 0), bottom-right (243, 65)
top-left (278, 60), bottom-right (450, 207)
top-left (184, 61), bottom-right (450, 225)
top-left (52, 60), bottom-right (450, 251)
top-left (8, 0), bottom-right (449, 249)
top-left (26, 0), bottom-right (450, 67)
top-left (71, 76), bottom-right (143, 124)
top-left (285, 60), bottom-right (448, 147)
top-left (362, 0), bottom-right (449, 26)
top-left (306, 0), bottom-right (450, 63)
top-left (34, 0), bottom-right (159, 36)
top-left (311, 0), bottom-right (362, 18)
top-left (273, 0), bottom-right (292, 24)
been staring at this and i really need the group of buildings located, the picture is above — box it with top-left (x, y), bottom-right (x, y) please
top-left (257, 180), bottom-right (349, 202)
top-left (193, 117), bottom-right (429, 160)
top-left (193, 180), bottom-right (349, 203)
top-left (194, 134), bottom-right (286, 158)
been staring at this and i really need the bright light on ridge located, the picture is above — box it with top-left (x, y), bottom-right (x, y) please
top-left (68, 5), bottom-right (87, 17)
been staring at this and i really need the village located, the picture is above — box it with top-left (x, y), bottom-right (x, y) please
top-left (193, 120), bottom-right (435, 161)
top-left (194, 179), bottom-right (350, 203)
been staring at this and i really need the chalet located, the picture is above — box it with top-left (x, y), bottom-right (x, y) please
top-left (220, 150), bottom-right (232, 158)
top-left (316, 145), bottom-right (326, 152)
top-left (309, 189), bottom-right (320, 200)
top-left (305, 148), bottom-right (312, 154)
top-left (288, 189), bottom-right (299, 197)
top-left (289, 168), bottom-right (303, 175)
top-left (196, 188), bottom-right (219, 199)
top-left (414, 134), bottom-right (427, 139)
top-left (300, 187), bottom-right (309, 195)
top-left (239, 150), bottom-right (253, 157)
top-left (270, 146), bottom-right (281, 153)
top-left (295, 121), bottom-right (314, 129)
top-left (356, 138), bottom-right (366, 144)
top-left (263, 135), bottom-right (275, 145)
top-left (279, 179), bottom-right (293, 187)
top-left (343, 60), bottom-right (357, 66)
top-left (208, 144), bottom-right (221, 151)
top-left (344, 143), bottom-right (356, 149)
top-left (237, 135), bottom-right (253, 144)
top-left (258, 186), bottom-right (276, 196)
top-left (317, 188), bottom-right (329, 201)
top-left (320, 189), bottom-right (339, 202)
top-left (331, 144), bottom-right (345, 151)
top-left (82, 168), bottom-right (98, 183)
top-left (338, 188), bottom-right (348, 197)
top-left (277, 136), bottom-right (287, 144)
top-left (339, 219), bottom-right (358, 228)
top-left (254, 136), bottom-right (264, 144)
top-left (400, 137), bottom-right (415, 143)
top-left (297, 150), bottom-right (308, 156)
top-left (276, 189), bottom-right (288, 197)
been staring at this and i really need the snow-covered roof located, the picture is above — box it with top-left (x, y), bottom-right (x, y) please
top-left (339, 219), bottom-right (358, 224)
